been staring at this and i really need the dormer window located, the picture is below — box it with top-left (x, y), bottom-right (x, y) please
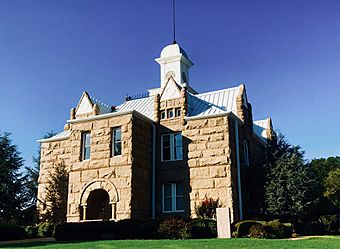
top-left (161, 111), bottom-right (166, 120)
top-left (175, 108), bottom-right (181, 117)
top-left (167, 109), bottom-right (174, 119)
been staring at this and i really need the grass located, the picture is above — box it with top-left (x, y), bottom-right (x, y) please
top-left (0, 237), bottom-right (339, 249)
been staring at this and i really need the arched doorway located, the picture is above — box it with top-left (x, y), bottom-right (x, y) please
top-left (86, 189), bottom-right (112, 220)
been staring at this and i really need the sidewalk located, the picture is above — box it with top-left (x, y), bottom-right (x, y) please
top-left (0, 237), bottom-right (55, 246)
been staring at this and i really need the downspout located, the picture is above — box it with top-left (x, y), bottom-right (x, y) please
top-left (234, 118), bottom-right (243, 220)
top-left (151, 123), bottom-right (156, 219)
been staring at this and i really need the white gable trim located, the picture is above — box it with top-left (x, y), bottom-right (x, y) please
top-left (75, 92), bottom-right (93, 116)
top-left (160, 77), bottom-right (182, 101)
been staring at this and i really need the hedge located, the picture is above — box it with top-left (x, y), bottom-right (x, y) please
top-left (233, 220), bottom-right (293, 239)
top-left (54, 218), bottom-right (218, 241)
top-left (0, 225), bottom-right (26, 241)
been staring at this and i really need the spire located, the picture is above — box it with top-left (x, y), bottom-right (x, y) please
top-left (172, 0), bottom-right (176, 44)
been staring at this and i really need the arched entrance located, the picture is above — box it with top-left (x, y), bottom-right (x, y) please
top-left (86, 189), bottom-right (111, 220)
top-left (79, 179), bottom-right (119, 221)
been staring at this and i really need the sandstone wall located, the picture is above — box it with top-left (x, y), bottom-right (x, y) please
top-left (66, 114), bottom-right (134, 222)
top-left (130, 116), bottom-right (153, 219)
top-left (183, 116), bottom-right (237, 221)
top-left (37, 138), bottom-right (71, 217)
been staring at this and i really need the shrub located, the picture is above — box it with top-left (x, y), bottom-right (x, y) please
top-left (267, 220), bottom-right (292, 238)
top-left (157, 217), bottom-right (190, 239)
top-left (234, 220), bottom-right (264, 237)
top-left (0, 225), bottom-right (26, 241)
top-left (54, 219), bottom-right (161, 241)
top-left (249, 224), bottom-right (269, 239)
top-left (37, 222), bottom-right (55, 237)
top-left (320, 215), bottom-right (338, 234)
top-left (25, 225), bottom-right (38, 238)
top-left (195, 196), bottom-right (221, 219)
top-left (189, 218), bottom-right (217, 238)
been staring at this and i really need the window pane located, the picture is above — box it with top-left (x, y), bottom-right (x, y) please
top-left (176, 182), bottom-right (184, 196)
top-left (175, 108), bottom-right (181, 117)
top-left (163, 147), bottom-right (170, 161)
top-left (85, 133), bottom-right (91, 146)
top-left (84, 147), bottom-right (90, 160)
top-left (162, 135), bottom-right (170, 147)
top-left (164, 184), bottom-right (172, 197)
top-left (114, 142), bottom-right (121, 155)
top-left (161, 111), bottom-right (166, 119)
top-left (174, 134), bottom-right (182, 147)
top-left (164, 197), bottom-right (172, 212)
top-left (174, 146), bottom-right (182, 160)
top-left (114, 128), bottom-right (121, 141)
top-left (168, 109), bottom-right (174, 118)
top-left (176, 197), bottom-right (184, 211)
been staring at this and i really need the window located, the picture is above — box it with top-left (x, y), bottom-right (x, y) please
top-left (244, 139), bottom-right (250, 166)
top-left (161, 133), bottom-right (182, 161)
top-left (162, 182), bottom-right (184, 213)
top-left (82, 132), bottom-right (91, 161)
top-left (112, 127), bottom-right (122, 156)
top-left (175, 108), bottom-right (181, 117)
top-left (161, 111), bottom-right (166, 120)
top-left (167, 109), bottom-right (174, 119)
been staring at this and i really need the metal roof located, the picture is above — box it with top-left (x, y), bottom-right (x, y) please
top-left (38, 130), bottom-right (71, 143)
top-left (187, 86), bottom-right (240, 117)
top-left (90, 96), bottom-right (112, 115)
top-left (253, 119), bottom-right (268, 141)
top-left (115, 96), bottom-right (154, 120)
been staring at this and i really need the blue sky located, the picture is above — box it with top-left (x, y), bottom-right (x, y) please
top-left (0, 0), bottom-right (339, 167)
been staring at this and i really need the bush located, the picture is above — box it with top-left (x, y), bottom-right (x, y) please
top-left (189, 218), bottom-right (217, 238)
top-left (233, 220), bottom-right (292, 239)
top-left (55, 219), bottom-right (161, 241)
top-left (320, 215), bottom-right (338, 234)
top-left (25, 225), bottom-right (38, 238)
top-left (234, 220), bottom-right (264, 237)
top-left (37, 222), bottom-right (55, 237)
top-left (267, 220), bottom-right (292, 238)
top-left (195, 196), bottom-right (221, 219)
top-left (0, 225), bottom-right (26, 241)
top-left (157, 217), bottom-right (190, 239)
top-left (249, 224), bottom-right (269, 239)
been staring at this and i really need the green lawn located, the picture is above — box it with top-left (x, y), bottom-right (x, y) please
top-left (1, 237), bottom-right (339, 249)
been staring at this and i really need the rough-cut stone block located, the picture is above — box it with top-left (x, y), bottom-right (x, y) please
top-left (191, 179), bottom-right (214, 189)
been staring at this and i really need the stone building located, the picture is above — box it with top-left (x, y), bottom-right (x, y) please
top-left (37, 43), bottom-right (273, 223)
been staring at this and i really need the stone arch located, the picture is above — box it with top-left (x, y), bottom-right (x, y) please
top-left (80, 178), bottom-right (119, 205)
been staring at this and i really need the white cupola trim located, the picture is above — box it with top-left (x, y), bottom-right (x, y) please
top-left (155, 43), bottom-right (193, 89)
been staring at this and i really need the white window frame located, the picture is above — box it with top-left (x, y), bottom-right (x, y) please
top-left (81, 132), bottom-right (91, 161)
top-left (162, 183), bottom-right (184, 213)
top-left (175, 108), bottom-right (181, 117)
top-left (112, 127), bottom-right (122, 157)
top-left (244, 139), bottom-right (250, 166)
top-left (161, 133), bottom-right (183, 162)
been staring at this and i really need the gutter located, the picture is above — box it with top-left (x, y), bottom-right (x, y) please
top-left (151, 123), bottom-right (156, 219)
top-left (67, 110), bottom-right (154, 124)
top-left (234, 118), bottom-right (243, 220)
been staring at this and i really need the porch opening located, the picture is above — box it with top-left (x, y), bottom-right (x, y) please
top-left (86, 189), bottom-right (112, 220)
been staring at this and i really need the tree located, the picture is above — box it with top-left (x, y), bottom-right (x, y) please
top-left (25, 131), bottom-right (56, 206)
top-left (41, 161), bottom-right (69, 223)
top-left (264, 133), bottom-right (318, 222)
top-left (0, 131), bottom-right (27, 224)
top-left (324, 168), bottom-right (340, 207)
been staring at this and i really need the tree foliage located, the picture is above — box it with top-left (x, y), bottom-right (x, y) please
top-left (41, 161), bottom-right (69, 224)
top-left (264, 133), bottom-right (318, 222)
top-left (0, 131), bottom-right (27, 224)
top-left (26, 131), bottom-right (56, 206)
top-left (324, 168), bottom-right (340, 207)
